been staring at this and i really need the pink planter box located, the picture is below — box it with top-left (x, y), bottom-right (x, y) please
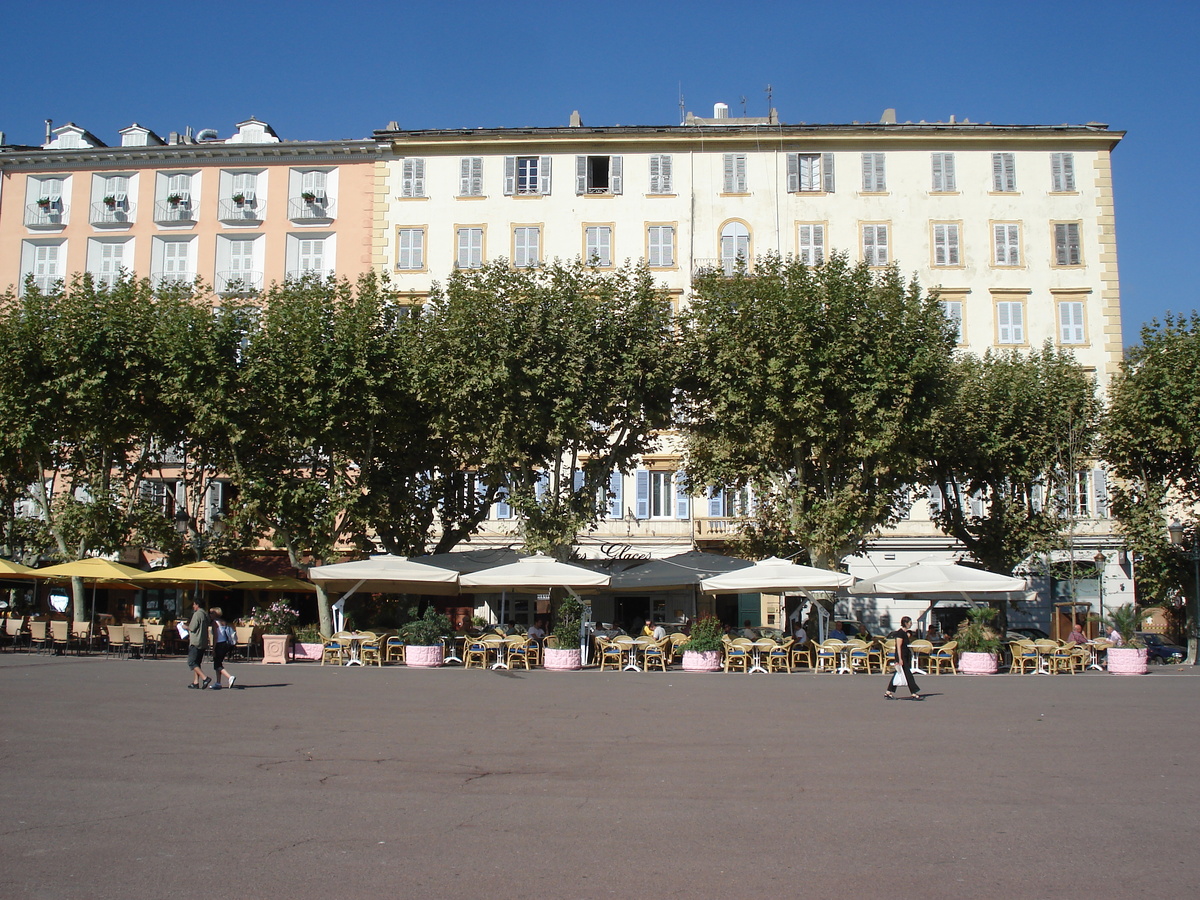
top-left (959, 651), bottom-right (998, 675)
top-left (682, 650), bottom-right (721, 672)
top-left (404, 644), bottom-right (444, 668)
top-left (292, 642), bottom-right (323, 661)
top-left (544, 648), bottom-right (582, 670)
top-left (1107, 647), bottom-right (1148, 675)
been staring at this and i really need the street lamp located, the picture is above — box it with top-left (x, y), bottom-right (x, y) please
top-left (1093, 550), bottom-right (1106, 632)
top-left (1167, 520), bottom-right (1200, 666)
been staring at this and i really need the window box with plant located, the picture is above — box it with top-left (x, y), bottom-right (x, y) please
top-left (167, 193), bottom-right (184, 206)
top-left (955, 606), bottom-right (1001, 674)
top-left (1105, 604), bottom-right (1148, 675)
top-left (231, 192), bottom-right (246, 205)
top-left (103, 195), bottom-right (117, 207)
top-left (401, 606), bottom-right (451, 667)
top-left (544, 595), bottom-right (583, 670)
top-left (680, 615), bottom-right (724, 672)
top-left (301, 190), bottom-right (318, 204)
top-left (37, 197), bottom-right (52, 209)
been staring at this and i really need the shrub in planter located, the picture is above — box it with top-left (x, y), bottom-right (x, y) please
top-left (956, 606), bottom-right (1001, 674)
top-left (545, 595), bottom-right (582, 670)
top-left (680, 615), bottom-right (724, 672)
top-left (1106, 604), bottom-right (1148, 675)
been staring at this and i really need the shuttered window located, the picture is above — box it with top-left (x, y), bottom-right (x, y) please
top-left (456, 228), bottom-right (483, 268)
top-left (720, 222), bottom-right (750, 274)
top-left (505, 156), bottom-right (552, 195)
top-left (162, 240), bottom-right (190, 278)
top-left (797, 224), bottom-right (824, 265)
top-left (787, 153), bottom-right (834, 192)
top-left (647, 225), bottom-right (674, 267)
top-left (396, 228), bottom-right (424, 270)
top-left (1058, 300), bottom-right (1085, 344)
top-left (993, 224), bottom-right (1021, 266)
top-left (231, 173), bottom-right (256, 201)
top-left (862, 224), bottom-right (889, 266)
top-left (931, 153), bottom-right (956, 191)
top-left (301, 170), bottom-right (327, 200)
top-left (1054, 222), bottom-right (1082, 265)
top-left (648, 155), bottom-right (673, 193)
top-left (297, 238), bottom-right (325, 273)
top-left (940, 300), bottom-right (963, 344)
top-left (459, 157), bottom-right (483, 196)
top-left (575, 156), bottom-right (622, 194)
top-left (932, 223), bottom-right (960, 266)
top-left (722, 154), bottom-right (747, 193)
top-left (513, 226), bottom-right (540, 267)
top-left (996, 300), bottom-right (1025, 344)
top-left (585, 226), bottom-right (612, 267)
top-left (861, 153), bottom-right (886, 191)
top-left (167, 173), bottom-right (191, 201)
top-left (401, 158), bottom-right (426, 198)
top-left (991, 153), bottom-right (1017, 191)
top-left (1051, 153), bottom-right (1076, 191)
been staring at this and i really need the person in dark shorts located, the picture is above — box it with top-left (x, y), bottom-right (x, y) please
top-left (885, 616), bottom-right (923, 701)
top-left (186, 599), bottom-right (211, 689)
top-left (209, 607), bottom-right (237, 690)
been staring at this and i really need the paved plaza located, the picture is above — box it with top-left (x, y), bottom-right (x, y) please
top-left (2, 652), bottom-right (1197, 899)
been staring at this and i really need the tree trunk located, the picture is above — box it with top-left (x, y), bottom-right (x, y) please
top-left (71, 576), bottom-right (88, 624)
top-left (314, 583), bottom-right (334, 638)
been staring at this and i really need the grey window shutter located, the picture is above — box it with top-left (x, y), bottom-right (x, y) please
top-left (787, 153), bottom-right (799, 192)
top-left (928, 484), bottom-right (943, 514)
top-left (943, 154), bottom-right (956, 191)
top-left (1092, 468), bottom-right (1108, 518)
top-left (932, 153), bottom-right (943, 191)
top-left (575, 156), bottom-right (587, 195)
top-left (495, 485), bottom-right (511, 519)
top-left (460, 158), bottom-right (472, 195)
top-left (608, 471), bottom-right (623, 518)
top-left (1061, 153), bottom-right (1075, 191)
top-left (504, 157), bottom-right (516, 195)
top-left (538, 156), bottom-right (552, 194)
top-left (822, 153), bottom-right (835, 192)
top-left (573, 470), bottom-right (585, 494)
top-left (610, 156), bottom-right (622, 194)
top-left (470, 157), bottom-right (483, 195)
top-left (812, 224), bottom-right (824, 263)
top-left (674, 472), bottom-right (689, 520)
top-left (659, 154), bottom-right (672, 192)
top-left (635, 470), bottom-right (650, 520)
top-left (708, 488), bottom-right (723, 518)
top-left (992, 154), bottom-right (1003, 191)
top-left (413, 158), bottom-right (425, 197)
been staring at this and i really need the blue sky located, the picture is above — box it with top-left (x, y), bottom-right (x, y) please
top-left (2, 0), bottom-right (1194, 347)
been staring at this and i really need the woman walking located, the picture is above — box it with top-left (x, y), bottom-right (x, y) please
top-left (885, 616), bottom-right (923, 701)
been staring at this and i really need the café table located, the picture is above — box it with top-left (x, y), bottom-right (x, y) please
top-left (749, 638), bottom-right (775, 674)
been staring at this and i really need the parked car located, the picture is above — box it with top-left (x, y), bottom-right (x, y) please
top-left (1010, 627), bottom-right (1049, 641)
top-left (1135, 632), bottom-right (1185, 663)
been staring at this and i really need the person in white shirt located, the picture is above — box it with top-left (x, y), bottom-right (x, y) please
top-left (651, 623), bottom-right (667, 641)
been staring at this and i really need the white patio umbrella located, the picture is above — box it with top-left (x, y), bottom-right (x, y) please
top-left (847, 558), bottom-right (1024, 595)
top-left (458, 553), bottom-right (610, 592)
top-left (699, 556), bottom-right (854, 592)
top-left (308, 555), bottom-right (461, 632)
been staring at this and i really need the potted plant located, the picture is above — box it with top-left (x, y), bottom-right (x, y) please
top-left (250, 601), bottom-right (299, 665)
top-left (402, 606), bottom-right (451, 667)
top-left (291, 623), bottom-right (324, 661)
top-left (680, 615), bottom-right (724, 672)
top-left (1105, 604), bottom-right (1148, 675)
top-left (955, 606), bottom-right (1001, 674)
top-left (301, 190), bottom-right (317, 203)
top-left (37, 197), bottom-right (52, 209)
top-left (167, 193), bottom-right (184, 206)
top-left (103, 195), bottom-right (117, 207)
top-left (231, 192), bottom-right (246, 205)
top-left (544, 595), bottom-right (583, 670)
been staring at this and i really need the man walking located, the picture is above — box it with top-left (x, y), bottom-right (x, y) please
top-left (186, 599), bottom-right (211, 690)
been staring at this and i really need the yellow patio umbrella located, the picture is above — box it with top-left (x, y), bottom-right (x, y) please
top-left (0, 559), bottom-right (40, 579)
top-left (131, 560), bottom-right (271, 586)
top-left (229, 575), bottom-right (317, 593)
top-left (37, 557), bottom-right (149, 626)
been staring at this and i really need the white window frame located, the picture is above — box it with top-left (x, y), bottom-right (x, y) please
top-left (401, 158), bottom-right (426, 198)
top-left (993, 223), bottom-right (1022, 266)
top-left (932, 222), bottom-right (960, 267)
top-left (585, 225), bottom-right (612, 267)
top-left (575, 155), bottom-right (623, 195)
top-left (722, 153), bottom-right (747, 193)
top-left (647, 225), bottom-right (675, 268)
top-left (396, 227), bottom-right (425, 270)
top-left (88, 238), bottom-right (130, 287)
top-left (1051, 153), bottom-right (1076, 192)
top-left (456, 227), bottom-right (484, 268)
top-left (648, 155), bottom-right (673, 193)
top-left (154, 237), bottom-right (194, 286)
top-left (294, 236), bottom-right (328, 276)
top-left (513, 226), bottom-right (540, 267)
top-left (22, 240), bottom-right (65, 293)
top-left (459, 158), bottom-right (483, 196)
top-left (861, 153), bottom-right (886, 192)
top-left (862, 223), bottom-right (889, 266)
top-left (1058, 300), bottom-right (1086, 344)
top-left (505, 156), bottom-right (552, 195)
top-left (996, 300), bottom-right (1025, 345)
top-left (719, 222), bottom-right (750, 274)
top-left (1054, 222), bottom-right (1083, 266)
top-left (992, 152), bottom-right (1017, 192)
top-left (797, 223), bottom-right (825, 266)
top-left (787, 153), bottom-right (835, 192)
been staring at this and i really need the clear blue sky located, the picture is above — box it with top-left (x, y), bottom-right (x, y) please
top-left (2, 0), bottom-right (1194, 347)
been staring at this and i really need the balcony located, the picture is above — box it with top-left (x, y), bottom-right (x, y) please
top-left (90, 202), bottom-right (135, 226)
top-left (693, 516), bottom-right (738, 543)
top-left (25, 203), bottom-right (67, 228)
top-left (692, 258), bottom-right (749, 278)
top-left (152, 273), bottom-right (196, 293)
top-left (218, 197), bottom-right (265, 224)
top-left (287, 196), bottom-right (336, 222)
top-left (285, 268), bottom-right (336, 281)
top-left (154, 199), bottom-right (197, 224)
top-left (25, 275), bottom-right (61, 294)
top-left (215, 270), bottom-right (263, 295)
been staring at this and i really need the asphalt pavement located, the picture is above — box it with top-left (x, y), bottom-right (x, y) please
top-left (2, 652), bottom-right (1197, 899)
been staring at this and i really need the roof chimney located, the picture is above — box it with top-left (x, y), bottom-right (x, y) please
top-left (45, 119), bottom-right (53, 143)
top-left (879, 108), bottom-right (897, 124)
top-left (713, 102), bottom-right (729, 119)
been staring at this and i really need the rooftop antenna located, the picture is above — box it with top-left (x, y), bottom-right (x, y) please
top-left (740, 95), bottom-right (748, 116)
top-left (678, 84), bottom-right (685, 125)
top-left (765, 83), bottom-right (773, 116)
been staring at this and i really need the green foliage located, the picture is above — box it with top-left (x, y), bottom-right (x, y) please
top-left (551, 594), bottom-right (583, 647)
top-left (1105, 603), bottom-right (1146, 648)
top-left (924, 343), bottom-right (1101, 576)
top-left (680, 615), bottom-right (725, 653)
top-left (420, 259), bottom-right (677, 557)
top-left (402, 605), bottom-right (453, 646)
top-left (678, 252), bottom-right (954, 568)
top-left (293, 624), bottom-right (323, 644)
top-left (955, 605), bottom-right (1001, 654)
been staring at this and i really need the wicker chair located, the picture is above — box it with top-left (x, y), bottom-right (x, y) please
top-left (815, 639), bottom-right (843, 673)
top-left (642, 638), bottom-right (669, 672)
top-left (385, 635), bottom-right (406, 664)
top-left (597, 639), bottom-right (623, 672)
top-left (124, 624), bottom-right (148, 659)
top-left (767, 637), bottom-right (795, 673)
top-left (928, 640), bottom-right (958, 675)
top-left (358, 632), bottom-right (383, 667)
top-left (790, 640), bottom-right (814, 670)
top-left (1008, 640), bottom-right (1039, 674)
top-left (724, 638), bottom-right (753, 673)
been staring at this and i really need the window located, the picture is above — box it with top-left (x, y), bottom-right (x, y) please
top-left (635, 469), bottom-right (686, 519)
top-left (293, 236), bottom-right (328, 276)
top-left (1058, 300), bottom-right (1086, 344)
top-left (993, 223), bottom-right (1021, 266)
top-left (301, 170), bottom-right (327, 202)
top-left (648, 155), bottom-right (673, 193)
top-left (932, 223), bottom-right (960, 266)
top-left (396, 228), bottom-right (425, 270)
top-left (940, 299), bottom-right (963, 344)
top-left (459, 157), bottom-right (483, 196)
top-left (230, 172), bottom-right (257, 202)
top-left (1054, 222), bottom-right (1082, 266)
top-left (217, 236), bottom-right (262, 293)
top-left (996, 300), bottom-right (1025, 344)
top-left (153, 237), bottom-right (194, 287)
top-left (931, 152), bottom-right (956, 191)
top-left (504, 156), bottom-right (552, 195)
top-left (862, 223), bottom-right (889, 266)
top-left (861, 153), bottom-right (886, 192)
top-left (289, 169), bottom-right (333, 221)
top-left (707, 486), bottom-right (752, 518)
top-left (647, 225), bottom-right (675, 268)
top-left (585, 225), bottom-right (612, 267)
top-left (21, 240), bottom-right (64, 293)
top-left (456, 227), bottom-right (483, 268)
top-left (1051, 153), bottom-right (1076, 191)
top-left (140, 480), bottom-right (178, 517)
top-left (401, 158), bottom-right (426, 198)
top-left (88, 239), bottom-right (130, 288)
top-left (513, 226), bottom-right (540, 267)
top-left (157, 172), bottom-right (195, 223)
top-left (221, 171), bottom-right (262, 221)
top-left (1069, 469), bottom-right (1108, 518)
top-left (722, 153), bottom-right (747, 193)
top-left (576, 156), bottom-right (623, 194)
top-left (797, 223), bottom-right (825, 265)
top-left (787, 153), bottom-right (834, 192)
top-left (720, 222), bottom-right (750, 274)
top-left (27, 176), bottom-right (67, 225)
top-left (93, 174), bottom-right (132, 224)
top-left (991, 153), bottom-right (1017, 191)
top-left (601, 471), bottom-right (624, 519)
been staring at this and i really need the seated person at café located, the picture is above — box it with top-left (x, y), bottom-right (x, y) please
top-left (526, 620), bottom-right (546, 642)
top-left (827, 623), bottom-right (848, 641)
top-left (740, 620), bottom-right (759, 639)
top-left (1066, 622), bottom-right (1088, 644)
top-left (651, 621), bottom-right (667, 641)
top-left (792, 622), bottom-right (808, 644)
